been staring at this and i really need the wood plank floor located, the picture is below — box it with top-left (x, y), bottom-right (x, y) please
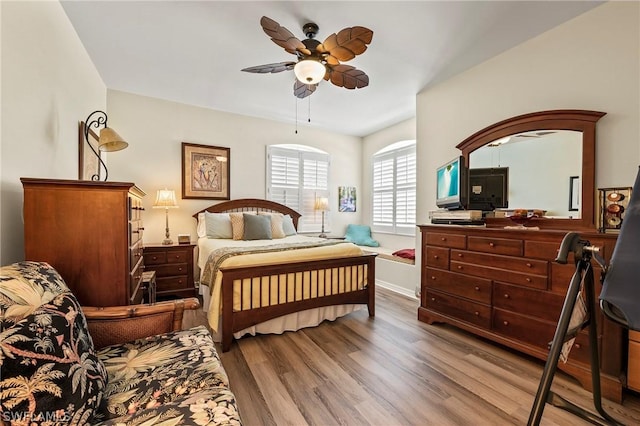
top-left (185, 288), bottom-right (640, 425)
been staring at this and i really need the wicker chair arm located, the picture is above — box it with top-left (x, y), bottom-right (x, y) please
top-left (82, 298), bottom-right (200, 348)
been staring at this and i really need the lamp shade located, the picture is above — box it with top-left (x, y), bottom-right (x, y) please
top-left (315, 197), bottom-right (329, 211)
top-left (98, 127), bottom-right (129, 152)
top-left (153, 189), bottom-right (178, 208)
top-left (294, 59), bottom-right (326, 85)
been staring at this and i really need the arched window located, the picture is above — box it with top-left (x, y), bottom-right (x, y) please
top-left (372, 140), bottom-right (416, 235)
top-left (266, 144), bottom-right (330, 233)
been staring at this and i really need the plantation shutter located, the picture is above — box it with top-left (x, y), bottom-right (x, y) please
top-left (267, 146), bottom-right (330, 233)
top-left (372, 144), bottom-right (416, 235)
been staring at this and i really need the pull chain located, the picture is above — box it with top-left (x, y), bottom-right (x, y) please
top-left (295, 96), bottom-right (298, 134)
top-left (308, 95), bottom-right (311, 123)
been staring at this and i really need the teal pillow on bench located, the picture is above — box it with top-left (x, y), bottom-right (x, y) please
top-left (344, 224), bottom-right (379, 247)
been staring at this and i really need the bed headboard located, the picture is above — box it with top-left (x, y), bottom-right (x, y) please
top-left (192, 198), bottom-right (302, 229)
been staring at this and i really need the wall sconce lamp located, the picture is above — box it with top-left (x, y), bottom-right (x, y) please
top-left (314, 196), bottom-right (329, 238)
top-left (84, 110), bottom-right (128, 181)
top-left (153, 189), bottom-right (179, 245)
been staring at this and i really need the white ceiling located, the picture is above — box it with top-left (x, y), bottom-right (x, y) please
top-left (61, 1), bottom-right (603, 137)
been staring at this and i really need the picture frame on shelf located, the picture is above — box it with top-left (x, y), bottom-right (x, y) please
top-left (181, 142), bottom-right (230, 200)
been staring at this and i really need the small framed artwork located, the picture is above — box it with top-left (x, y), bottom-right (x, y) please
top-left (569, 176), bottom-right (580, 211)
top-left (338, 186), bottom-right (356, 212)
top-left (182, 142), bottom-right (230, 200)
top-left (78, 121), bottom-right (101, 180)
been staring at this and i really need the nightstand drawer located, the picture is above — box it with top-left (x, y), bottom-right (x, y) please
top-left (166, 249), bottom-right (189, 263)
top-left (157, 276), bottom-right (190, 292)
top-left (144, 252), bottom-right (167, 265)
top-left (153, 263), bottom-right (189, 277)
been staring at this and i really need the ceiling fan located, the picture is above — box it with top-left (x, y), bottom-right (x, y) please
top-left (241, 16), bottom-right (373, 99)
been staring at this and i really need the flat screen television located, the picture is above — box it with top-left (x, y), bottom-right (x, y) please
top-left (436, 155), bottom-right (467, 210)
top-left (468, 167), bottom-right (509, 211)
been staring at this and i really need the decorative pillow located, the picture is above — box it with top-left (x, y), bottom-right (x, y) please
top-left (282, 214), bottom-right (297, 236)
top-left (392, 248), bottom-right (416, 260)
top-left (344, 224), bottom-right (380, 247)
top-left (0, 291), bottom-right (107, 424)
top-left (258, 212), bottom-right (286, 239)
top-left (229, 212), bottom-right (255, 240)
top-left (243, 213), bottom-right (272, 240)
top-left (197, 212), bottom-right (206, 238)
top-left (204, 211), bottom-right (233, 239)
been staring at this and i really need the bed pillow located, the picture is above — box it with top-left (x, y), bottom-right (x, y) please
top-left (197, 213), bottom-right (207, 238)
top-left (344, 224), bottom-right (379, 247)
top-left (243, 213), bottom-right (272, 240)
top-left (230, 212), bottom-right (255, 240)
top-left (282, 214), bottom-right (297, 236)
top-left (258, 212), bottom-right (286, 239)
top-left (204, 211), bottom-right (233, 239)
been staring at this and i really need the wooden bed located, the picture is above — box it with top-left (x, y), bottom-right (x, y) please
top-left (193, 199), bottom-right (377, 351)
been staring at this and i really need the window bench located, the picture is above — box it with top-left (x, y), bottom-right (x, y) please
top-left (363, 246), bottom-right (417, 298)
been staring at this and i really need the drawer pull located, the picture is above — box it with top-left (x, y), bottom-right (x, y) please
top-left (433, 255), bottom-right (439, 259)
top-left (489, 242), bottom-right (495, 248)
top-left (431, 297), bottom-right (436, 302)
top-left (474, 311), bottom-right (479, 316)
top-left (526, 278), bottom-right (532, 283)
top-left (152, 256), bottom-right (157, 260)
top-left (504, 294), bottom-right (510, 299)
top-left (431, 276), bottom-right (436, 280)
top-left (574, 343), bottom-right (581, 349)
top-left (178, 268), bottom-right (183, 272)
top-left (474, 286), bottom-right (480, 291)
top-left (526, 262), bottom-right (532, 268)
top-left (458, 253), bottom-right (463, 257)
top-left (503, 321), bottom-right (509, 326)
top-left (441, 237), bottom-right (446, 241)
top-left (457, 265), bottom-right (463, 270)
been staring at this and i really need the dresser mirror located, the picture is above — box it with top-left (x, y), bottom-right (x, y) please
top-left (457, 110), bottom-right (606, 230)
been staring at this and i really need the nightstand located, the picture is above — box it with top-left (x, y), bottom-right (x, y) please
top-left (143, 243), bottom-right (196, 300)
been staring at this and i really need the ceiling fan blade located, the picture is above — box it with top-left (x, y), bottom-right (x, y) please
top-left (318, 26), bottom-right (373, 62)
top-left (293, 80), bottom-right (317, 99)
top-left (260, 16), bottom-right (311, 56)
top-left (326, 64), bottom-right (369, 89)
top-left (241, 62), bottom-right (295, 74)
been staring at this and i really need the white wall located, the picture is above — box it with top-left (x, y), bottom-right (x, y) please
top-left (417, 2), bottom-right (640, 227)
top-left (106, 90), bottom-right (363, 245)
top-left (1, 1), bottom-right (106, 264)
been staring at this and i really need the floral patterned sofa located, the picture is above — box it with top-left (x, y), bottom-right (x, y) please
top-left (0, 261), bottom-right (242, 425)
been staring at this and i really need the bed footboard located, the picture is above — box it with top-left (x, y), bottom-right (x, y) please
top-left (219, 253), bottom-right (377, 351)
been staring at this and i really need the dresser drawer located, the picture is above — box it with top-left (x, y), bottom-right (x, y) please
top-left (451, 250), bottom-right (548, 275)
top-left (493, 308), bottom-right (556, 349)
top-left (425, 246), bottom-right (449, 269)
top-left (425, 290), bottom-right (491, 329)
top-left (165, 249), bottom-right (189, 264)
top-left (493, 282), bottom-right (564, 320)
top-left (425, 268), bottom-right (491, 304)
top-left (426, 232), bottom-right (466, 249)
top-left (568, 332), bottom-right (600, 366)
top-left (451, 261), bottom-right (547, 289)
top-left (550, 263), bottom-right (604, 295)
top-left (152, 263), bottom-right (189, 277)
top-left (157, 276), bottom-right (191, 292)
top-left (468, 236), bottom-right (523, 256)
top-left (144, 251), bottom-right (167, 265)
top-left (130, 241), bottom-right (143, 271)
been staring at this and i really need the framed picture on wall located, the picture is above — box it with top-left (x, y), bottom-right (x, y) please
top-left (78, 121), bottom-right (101, 180)
top-left (338, 186), bottom-right (356, 212)
top-left (182, 142), bottom-right (230, 199)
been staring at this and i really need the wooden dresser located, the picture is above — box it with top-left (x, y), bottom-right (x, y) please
top-left (418, 224), bottom-right (624, 402)
top-left (143, 243), bottom-right (196, 300)
top-left (21, 178), bottom-right (145, 306)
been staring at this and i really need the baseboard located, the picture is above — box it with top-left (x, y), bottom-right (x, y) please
top-left (375, 279), bottom-right (418, 300)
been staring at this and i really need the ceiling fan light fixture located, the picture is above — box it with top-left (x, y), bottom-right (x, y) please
top-left (294, 59), bottom-right (325, 85)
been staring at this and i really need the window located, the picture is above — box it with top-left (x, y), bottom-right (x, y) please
top-left (267, 145), bottom-right (330, 233)
top-left (372, 140), bottom-right (416, 235)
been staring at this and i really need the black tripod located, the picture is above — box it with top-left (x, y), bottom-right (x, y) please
top-left (527, 232), bottom-right (623, 426)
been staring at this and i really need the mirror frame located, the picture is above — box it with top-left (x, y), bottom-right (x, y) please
top-left (457, 110), bottom-right (606, 230)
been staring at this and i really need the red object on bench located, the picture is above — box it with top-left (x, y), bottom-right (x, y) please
top-left (392, 248), bottom-right (415, 260)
